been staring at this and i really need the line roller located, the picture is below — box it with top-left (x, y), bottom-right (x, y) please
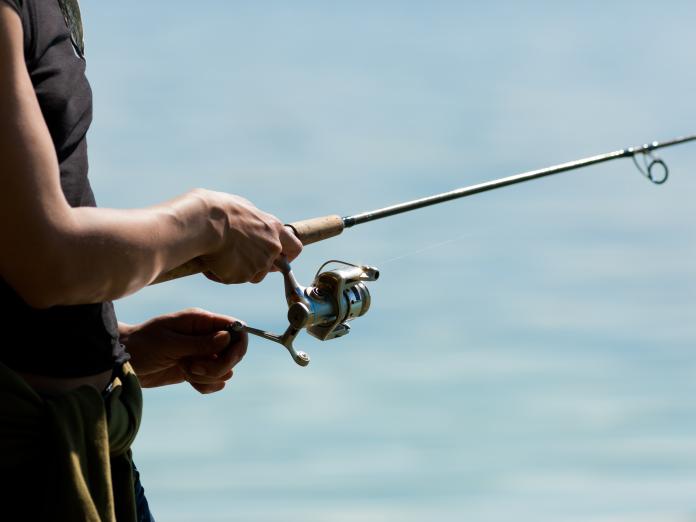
top-left (151, 134), bottom-right (696, 366)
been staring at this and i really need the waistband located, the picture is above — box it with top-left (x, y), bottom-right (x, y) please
top-left (0, 360), bottom-right (143, 521)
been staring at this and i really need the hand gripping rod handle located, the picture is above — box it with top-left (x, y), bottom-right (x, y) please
top-left (150, 215), bottom-right (345, 284)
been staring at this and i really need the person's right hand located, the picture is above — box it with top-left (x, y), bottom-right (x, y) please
top-left (1, 0), bottom-right (301, 306)
top-left (196, 189), bottom-right (303, 284)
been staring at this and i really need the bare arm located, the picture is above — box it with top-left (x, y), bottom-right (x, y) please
top-left (0, 5), bottom-right (301, 308)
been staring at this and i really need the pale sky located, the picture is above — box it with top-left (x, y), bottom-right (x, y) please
top-left (82, 1), bottom-right (696, 520)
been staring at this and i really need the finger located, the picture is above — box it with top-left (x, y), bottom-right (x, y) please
top-left (203, 271), bottom-right (223, 284)
top-left (270, 253), bottom-right (293, 273)
top-left (203, 271), bottom-right (243, 285)
top-left (170, 329), bottom-right (233, 361)
top-left (181, 366), bottom-right (234, 385)
top-left (186, 337), bottom-right (247, 378)
top-left (250, 270), bottom-right (268, 284)
top-left (188, 310), bottom-right (247, 333)
top-left (165, 309), bottom-right (248, 336)
top-left (191, 381), bottom-right (227, 395)
top-left (212, 342), bottom-right (247, 375)
top-left (280, 226), bottom-right (303, 261)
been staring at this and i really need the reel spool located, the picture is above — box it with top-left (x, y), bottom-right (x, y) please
top-left (229, 259), bottom-right (379, 366)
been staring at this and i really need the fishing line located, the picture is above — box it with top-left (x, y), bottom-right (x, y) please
top-left (377, 232), bottom-right (475, 266)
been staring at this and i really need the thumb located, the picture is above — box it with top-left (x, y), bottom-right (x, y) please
top-left (205, 330), bottom-right (233, 354)
top-left (176, 329), bottom-right (232, 359)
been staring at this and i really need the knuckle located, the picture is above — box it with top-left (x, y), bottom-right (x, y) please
top-left (206, 368), bottom-right (225, 380)
top-left (188, 373), bottom-right (216, 385)
top-left (183, 306), bottom-right (206, 315)
top-left (209, 264), bottom-right (247, 285)
top-left (269, 239), bottom-right (283, 256)
top-left (213, 272), bottom-right (242, 285)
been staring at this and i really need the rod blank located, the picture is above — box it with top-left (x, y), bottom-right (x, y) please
top-left (343, 135), bottom-right (696, 227)
top-left (152, 134), bottom-right (696, 285)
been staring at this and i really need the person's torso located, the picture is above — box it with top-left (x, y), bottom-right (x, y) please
top-left (0, 0), bottom-right (128, 377)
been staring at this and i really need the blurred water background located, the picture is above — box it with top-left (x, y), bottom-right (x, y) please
top-left (82, 1), bottom-right (696, 520)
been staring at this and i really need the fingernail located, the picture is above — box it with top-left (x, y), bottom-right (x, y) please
top-left (190, 364), bottom-right (206, 376)
top-left (214, 331), bottom-right (231, 349)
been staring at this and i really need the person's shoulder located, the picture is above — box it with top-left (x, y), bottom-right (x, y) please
top-left (0, 0), bottom-right (35, 62)
top-left (0, 0), bottom-right (23, 16)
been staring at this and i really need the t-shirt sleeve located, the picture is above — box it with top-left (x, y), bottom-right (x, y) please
top-left (0, 0), bottom-right (22, 16)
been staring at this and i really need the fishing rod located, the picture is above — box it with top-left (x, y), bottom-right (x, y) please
top-left (289, 134), bottom-right (696, 243)
top-left (153, 134), bottom-right (696, 366)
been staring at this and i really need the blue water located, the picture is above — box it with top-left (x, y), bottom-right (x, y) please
top-left (83, 1), bottom-right (696, 520)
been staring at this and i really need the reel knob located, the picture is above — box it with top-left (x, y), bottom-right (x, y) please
top-left (288, 302), bottom-right (311, 329)
top-left (232, 259), bottom-right (378, 367)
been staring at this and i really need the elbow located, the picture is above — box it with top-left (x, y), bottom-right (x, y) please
top-left (2, 243), bottom-right (78, 309)
top-left (22, 275), bottom-right (73, 310)
top-left (16, 287), bottom-right (59, 310)
top-left (5, 258), bottom-right (72, 309)
top-left (1, 204), bottom-right (109, 307)
top-left (5, 280), bottom-right (58, 310)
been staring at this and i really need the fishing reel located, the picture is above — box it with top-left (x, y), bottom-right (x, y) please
top-left (229, 259), bottom-right (380, 366)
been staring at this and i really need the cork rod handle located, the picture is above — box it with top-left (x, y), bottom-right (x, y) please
top-left (150, 214), bottom-right (345, 285)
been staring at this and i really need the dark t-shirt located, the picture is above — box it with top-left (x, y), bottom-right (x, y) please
top-left (0, 0), bottom-right (128, 376)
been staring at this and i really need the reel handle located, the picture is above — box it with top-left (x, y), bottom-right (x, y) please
top-left (150, 214), bottom-right (344, 285)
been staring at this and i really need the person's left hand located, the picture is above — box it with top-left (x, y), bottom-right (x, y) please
top-left (120, 308), bottom-right (248, 393)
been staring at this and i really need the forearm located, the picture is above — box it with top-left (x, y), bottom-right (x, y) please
top-left (1, 11), bottom-right (220, 307)
top-left (45, 190), bottom-right (223, 306)
top-left (1, 5), bottom-right (300, 309)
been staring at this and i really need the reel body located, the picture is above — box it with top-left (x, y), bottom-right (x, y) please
top-left (230, 260), bottom-right (379, 366)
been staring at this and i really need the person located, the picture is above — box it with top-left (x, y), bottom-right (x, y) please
top-left (0, 0), bottom-right (302, 520)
